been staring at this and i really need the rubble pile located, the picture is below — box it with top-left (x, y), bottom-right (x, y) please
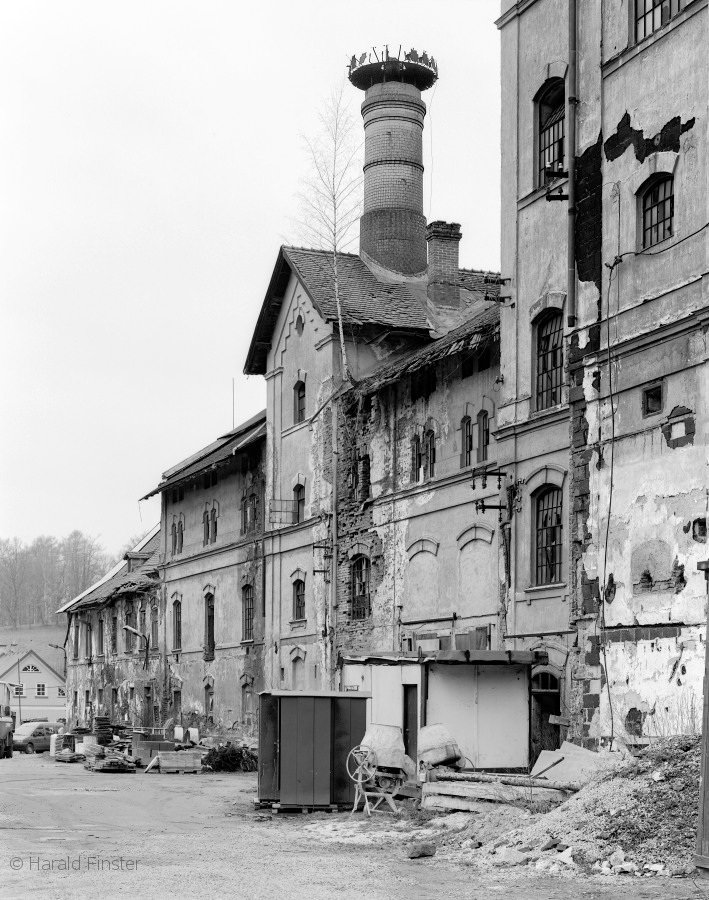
top-left (450, 735), bottom-right (700, 877)
top-left (202, 742), bottom-right (258, 773)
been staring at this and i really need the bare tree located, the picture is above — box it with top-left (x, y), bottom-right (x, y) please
top-left (295, 82), bottom-right (363, 383)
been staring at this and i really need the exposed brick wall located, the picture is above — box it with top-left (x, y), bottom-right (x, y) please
top-left (426, 221), bottom-right (462, 308)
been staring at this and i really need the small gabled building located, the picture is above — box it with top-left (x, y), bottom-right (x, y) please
top-left (0, 648), bottom-right (66, 725)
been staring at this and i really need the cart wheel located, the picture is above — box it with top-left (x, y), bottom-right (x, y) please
top-left (346, 745), bottom-right (377, 786)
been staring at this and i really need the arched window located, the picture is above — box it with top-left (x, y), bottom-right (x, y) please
top-left (477, 411), bottom-right (489, 463)
top-left (294, 381), bottom-right (306, 423)
top-left (242, 585), bottom-right (254, 641)
top-left (22, 664), bottom-right (39, 673)
top-left (176, 520), bottom-right (184, 554)
top-left (538, 79), bottom-right (565, 186)
top-left (210, 507), bottom-right (218, 543)
top-left (642, 176), bottom-right (674, 248)
top-left (293, 579), bottom-right (305, 620)
top-left (203, 510), bottom-right (210, 546)
top-left (411, 435), bottom-right (422, 483)
top-left (171, 522), bottom-right (177, 556)
top-left (461, 416), bottom-right (472, 468)
top-left (294, 484), bottom-right (305, 524)
top-left (536, 311), bottom-right (564, 410)
top-left (204, 593), bottom-right (215, 659)
top-left (151, 606), bottom-right (159, 649)
top-left (424, 429), bottom-right (436, 479)
top-left (172, 598), bottom-right (182, 650)
top-left (351, 555), bottom-right (371, 620)
top-left (242, 493), bottom-right (257, 533)
top-left (535, 487), bottom-right (563, 585)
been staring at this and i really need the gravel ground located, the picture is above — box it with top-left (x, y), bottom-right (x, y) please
top-left (1, 753), bottom-right (708, 900)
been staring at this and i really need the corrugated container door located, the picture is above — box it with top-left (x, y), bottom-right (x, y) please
top-left (258, 693), bottom-right (279, 802)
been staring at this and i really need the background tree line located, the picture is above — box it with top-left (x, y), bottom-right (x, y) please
top-left (0, 531), bottom-right (141, 627)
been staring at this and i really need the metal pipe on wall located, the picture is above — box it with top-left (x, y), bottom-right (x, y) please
top-left (567, 0), bottom-right (578, 327)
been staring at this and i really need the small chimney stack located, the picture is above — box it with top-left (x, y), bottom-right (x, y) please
top-left (426, 221), bottom-right (462, 309)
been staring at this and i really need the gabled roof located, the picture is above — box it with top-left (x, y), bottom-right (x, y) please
top-left (350, 304), bottom-right (500, 399)
top-left (141, 410), bottom-right (266, 500)
top-left (0, 649), bottom-right (64, 686)
top-left (244, 247), bottom-right (434, 375)
top-left (56, 524), bottom-right (161, 615)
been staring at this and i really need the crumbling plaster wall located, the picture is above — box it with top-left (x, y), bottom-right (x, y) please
top-left (335, 347), bottom-right (501, 657)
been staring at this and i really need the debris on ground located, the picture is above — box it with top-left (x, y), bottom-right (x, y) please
top-left (407, 841), bottom-right (436, 859)
top-left (438, 735), bottom-right (700, 879)
top-left (202, 742), bottom-right (258, 773)
top-left (84, 745), bottom-right (136, 773)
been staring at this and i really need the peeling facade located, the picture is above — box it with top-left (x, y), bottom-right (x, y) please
top-left (498, 0), bottom-right (708, 749)
top-left (63, 413), bottom-right (268, 738)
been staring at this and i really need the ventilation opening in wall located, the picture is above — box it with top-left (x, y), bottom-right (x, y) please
top-left (642, 384), bottom-right (663, 417)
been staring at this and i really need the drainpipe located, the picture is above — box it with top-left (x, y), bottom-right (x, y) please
top-left (567, 0), bottom-right (577, 328)
top-left (329, 394), bottom-right (339, 690)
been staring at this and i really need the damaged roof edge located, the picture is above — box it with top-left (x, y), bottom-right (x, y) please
top-left (340, 649), bottom-right (547, 666)
top-left (56, 523), bottom-right (160, 615)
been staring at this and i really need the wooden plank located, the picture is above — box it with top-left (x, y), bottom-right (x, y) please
top-left (278, 699), bottom-right (298, 806)
top-left (422, 795), bottom-right (486, 813)
top-left (295, 696), bottom-right (315, 806)
top-left (438, 772), bottom-right (580, 792)
top-left (312, 697), bottom-right (331, 807)
top-left (423, 780), bottom-right (565, 804)
top-left (143, 755), bottom-right (159, 774)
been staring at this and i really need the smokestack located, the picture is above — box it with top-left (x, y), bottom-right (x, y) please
top-left (349, 49), bottom-right (438, 275)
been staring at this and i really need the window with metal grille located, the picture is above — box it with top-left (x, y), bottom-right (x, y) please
top-left (151, 606), bottom-right (159, 649)
top-left (532, 672), bottom-right (560, 692)
top-left (173, 599), bottom-right (182, 650)
top-left (536, 312), bottom-right (564, 410)
top-left (293, 579), bottom-right (305, 620)
top-left (535, 487), bottom-right (563, 585)
top-left (205, 593), bottom-right (215, 657)
top-left (242, 585), bottom-right (254, 641)
top-left (636, 0), bottom-right (684, 41)
top-left (242, 493), bottom-right (257, 533)
top-left (411, 435), bottom-right (422, 483)
top-left (351, 555), bottom-right (371, 620)
top-left (424, 430), bottom-right (436, 479)
top-left (210, 507), bottom-right (218, 543)
top-left (461, 416), bottom-right (472, 467)
top-left (538, 80), bottom-right (565, 186)
top-left (294, 484), bottom-right (305, 523)
top-left (642, 176), bottom-right (674, 248)
top-left (477, 411), bottom-right (489, 463)
top-left (294, 381), bottom-right (306, 423)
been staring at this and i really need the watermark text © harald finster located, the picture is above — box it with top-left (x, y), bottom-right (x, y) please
top-left (9, 856), bottom-right (139, 872)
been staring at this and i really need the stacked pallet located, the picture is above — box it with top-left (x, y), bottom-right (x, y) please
top-left (148, 750), bottom-right (202, 774)
top-left (93, 715), bottom-right (113, 746)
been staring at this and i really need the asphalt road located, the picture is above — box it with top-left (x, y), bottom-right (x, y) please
top-left (1, 754), bottom-right (708, 900)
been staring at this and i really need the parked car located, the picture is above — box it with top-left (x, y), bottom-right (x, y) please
top-left (12, 722), bottom-right (63, 754)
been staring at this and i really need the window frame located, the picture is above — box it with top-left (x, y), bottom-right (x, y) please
top-left (641, 175), bottom-right (674, 249)
top-left (424, 429), bottom-right (436, 479)
top-left (294, 484), bottom-right (305, 524)
top-left (294, 381), bottom-right (306, 424)
top-left (535, 311), bottom-right (564, 411)
top-left (204, 593), bottom-right (215, 658)
top-left (36, 683), bottom-right (46, 698)
top-left (534, 486), bottom-right (564, 586)
top-left (242, 585), bottom-right (254, 642)
top-left (635, 0), bottom-right (685, 43)
top-left (411, 435), bottom-right (422, 483)
top-left (173, 598), bottom-right (182, 650)
top-left (97, 618), bottom-right (104, 655)
top-left (477, 411), bottom-right (490, 463)
top-left (292, 579), bottom-right (306, 621)
top-left (150, 605), bottom-right (159, 650)
top-left (537, 79), bottom-right (565, 188)
top-left (210, 507), bottom-right (218, 543)
top-left (242, 492), bottom-right (257, 534)
top-left (203, 510), bottom-right (210, 546)
top-left (461, 416), bottom-right (473, 468)
top-left (350, 555), bottom-right (371, 620)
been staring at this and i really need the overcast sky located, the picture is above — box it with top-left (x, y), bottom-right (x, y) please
top-left (0, 1), bottom-right (501, 555)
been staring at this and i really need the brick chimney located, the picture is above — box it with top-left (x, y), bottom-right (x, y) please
top-left (349, 51), bottom-right (438, 275)
top-left (426, 221), bottom-right (462, 309)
